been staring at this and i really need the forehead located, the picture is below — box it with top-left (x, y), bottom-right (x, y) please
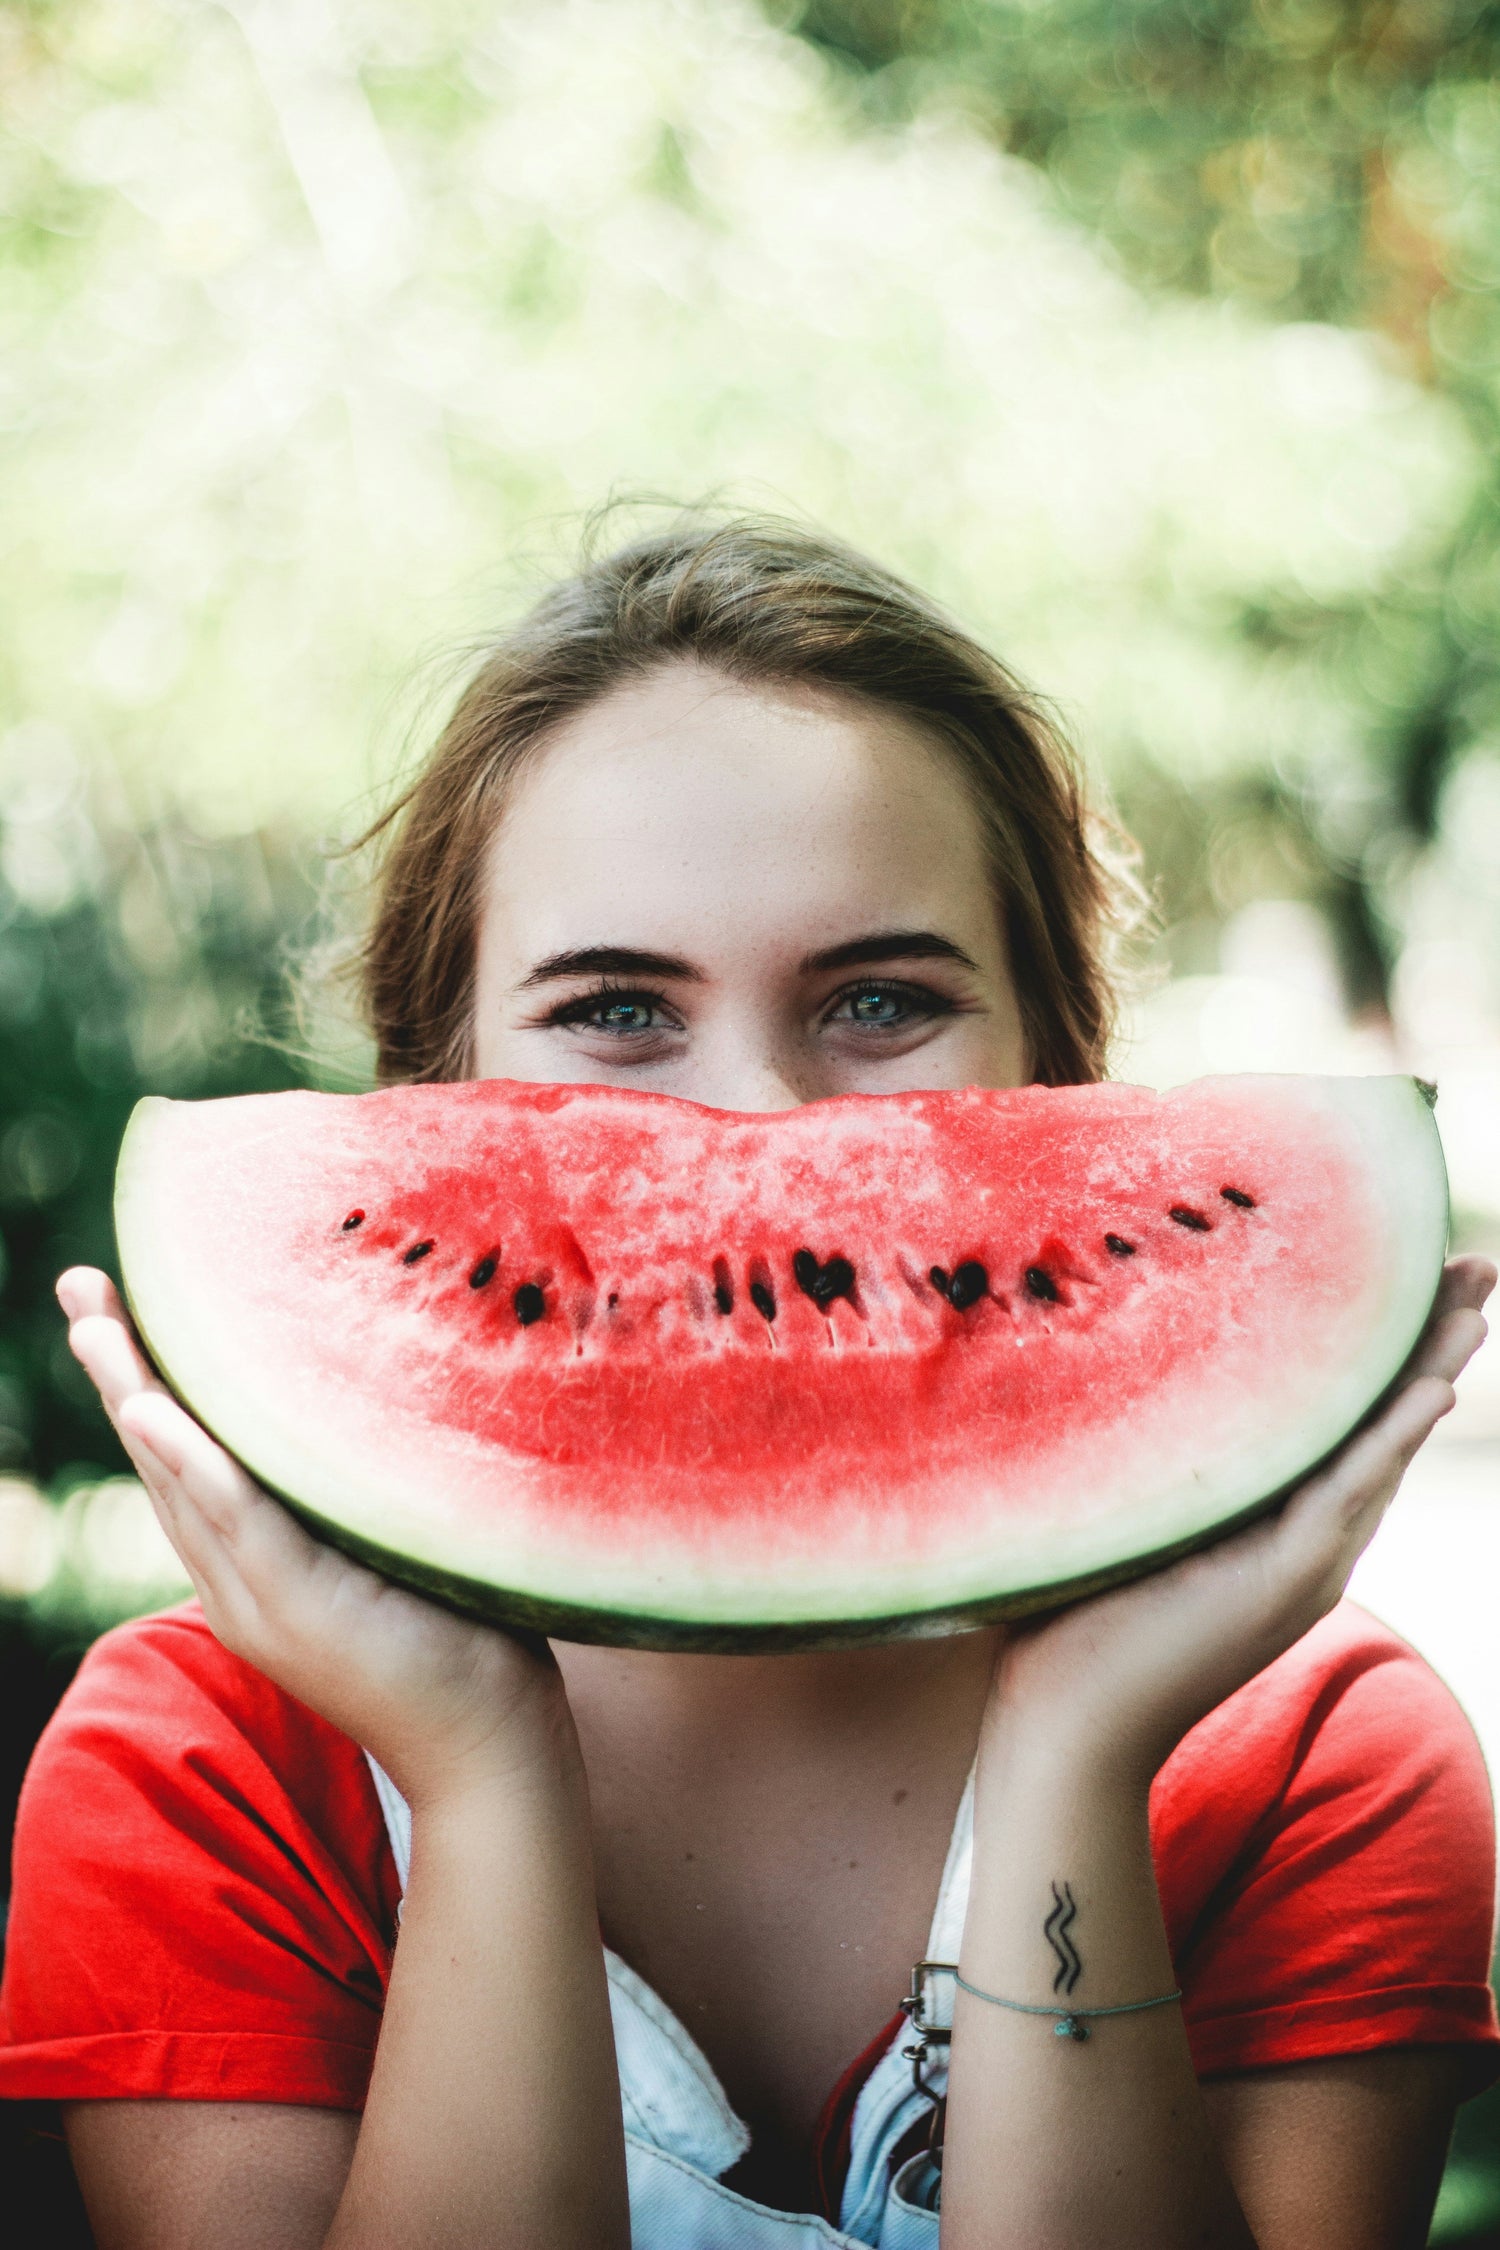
top-left (482, 661), bottom-right (998, 965)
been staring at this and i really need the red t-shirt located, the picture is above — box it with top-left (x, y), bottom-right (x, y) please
top-left (1, 1597), bottom-right (1496, 2154)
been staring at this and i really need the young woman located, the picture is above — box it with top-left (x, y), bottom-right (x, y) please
top-left (1, 517), bottom-right (1495, 2250)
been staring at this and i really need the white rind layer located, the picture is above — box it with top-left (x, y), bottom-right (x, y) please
top-left (114, 1075), bottom-right (1449, 1638)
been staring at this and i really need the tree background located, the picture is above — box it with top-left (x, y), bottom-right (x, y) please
top-left (2, 3), bottom-right (1498, 2233)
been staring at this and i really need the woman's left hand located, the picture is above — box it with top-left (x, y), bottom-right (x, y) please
top-left (989, 1253), bottom-right (1495, 1782)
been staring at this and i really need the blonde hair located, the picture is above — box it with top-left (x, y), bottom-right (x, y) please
top-left (358, 513), bottom-right (1144, 1085)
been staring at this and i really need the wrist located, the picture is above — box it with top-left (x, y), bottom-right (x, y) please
top-left (381, 1675), bottom-right (585, 1820)
top-left (976, 1693), bottom-right (1160, 1810)
top-left (983, 1632), bottom-right (1184, 1795)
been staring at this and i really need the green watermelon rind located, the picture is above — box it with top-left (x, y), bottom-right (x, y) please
top-left (114, 1074), bottom-right (1450, 1653)
top-left (189, 1460), bottom-right (1404, 1651)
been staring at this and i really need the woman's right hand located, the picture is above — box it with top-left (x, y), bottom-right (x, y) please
top-left (59, 1265), bottom-right (630, 2250)
top-left (57, 1266), bottom-right (571, 1809)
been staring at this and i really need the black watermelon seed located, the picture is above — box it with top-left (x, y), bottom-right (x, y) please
top-left (403, 1240), bottom-right (434, 1264)
top-left (342, 1209), bottom-right (364, 1231)
top-left (514, 1282), bottom-right (546, 1326)
top-left (1169, 1207), bottom-right (1211, 1232)
top-left (948, 1261), bottom-right (988, 1311)
top-left (1104, 1233), bottom-right (1136, 1258)
top-left (929, 1265), bottom-right (952, 1300)
top-left (712, 1257), bottom-right (734, 1315)
top-left (468, 1255), bottom-right (497, 1290)
top-left (1024, 1265), bottom-right (1059, 1302)
top-left (750, 1280), bottom-right (777, 1322)
top-left (793, 1250), bottom-right (856, 1308)
top-left (607, 1292), bottom-right (619, 1310)
top-left (1220, 1186), bottom-right (1255, 1209)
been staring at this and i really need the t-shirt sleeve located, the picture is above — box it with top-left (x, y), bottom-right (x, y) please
top-left (1153, 1600), bottom-right (1499, 2085)
top-left (0, 1603), bottom-right (399, 2107)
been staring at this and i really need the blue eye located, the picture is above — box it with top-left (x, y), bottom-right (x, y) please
top-left (547, 983), bottom-right (677, 1039)
top-left (838, 984), bottom-right (926, 1026)
top-left (849, 988), bottom-right (904, 1023)
top-left (597, 999), bottom-right (657, 1032)
top-left (825, 980), bottom-right (954, 1035)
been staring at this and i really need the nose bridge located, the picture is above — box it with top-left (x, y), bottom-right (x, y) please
top-left (713, 1053), bottom-right (809, 1115)
top-left (734, 1072), bottom-right (806, 1115)
top-left (699, 1008), bottom-right (815, 1114)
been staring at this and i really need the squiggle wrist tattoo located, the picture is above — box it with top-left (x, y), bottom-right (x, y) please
top-left (1043, 1879), bottom-right (1082, 1996)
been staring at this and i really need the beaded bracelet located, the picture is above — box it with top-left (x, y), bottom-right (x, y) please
top-left (953, 1969), bottom-right (1184, 2043)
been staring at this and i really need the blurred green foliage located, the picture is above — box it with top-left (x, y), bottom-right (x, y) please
top-left (0, 0), bottom-right (1487, 975)
top-left (787, 0), bottom-right (1500, 318)
top-left (0, 809), bottom-right (315, 1483)
top-left (780, 0), bottom-right (1500, 1005)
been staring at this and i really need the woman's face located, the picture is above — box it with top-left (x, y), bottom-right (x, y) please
top-left (472, 661), bottom-right (1027, 1109)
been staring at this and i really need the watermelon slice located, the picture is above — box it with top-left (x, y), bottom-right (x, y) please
top-left (113, 1075), bottom-right (1446, 1650)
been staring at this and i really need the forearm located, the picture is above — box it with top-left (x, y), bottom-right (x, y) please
top-left (940, 1718), bottom-right (1255, 2250)
top-left (327, 1724), bottom-right (628, 2250)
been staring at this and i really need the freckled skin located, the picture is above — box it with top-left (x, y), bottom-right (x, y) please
top-left (471, 660), bottom-right (1029, 1104)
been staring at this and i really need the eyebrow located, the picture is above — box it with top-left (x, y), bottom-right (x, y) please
top-left (799, 930), bottom-right (981, 975)
top-left (517, 946), bottom-right (705, 989)
top-left (517, 931), bottom-right (982, 989)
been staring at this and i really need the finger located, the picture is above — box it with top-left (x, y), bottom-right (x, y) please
top-left (89, 1394), bottom-right (241, 1617)
top-left (120, 1391), bottom-right (339, 1621)
top-left (115, 1395), bottom-right (243, 1551)
top-left (67, 1310), bottom-right (169, 1417)
top-left (1405, 1304), bottom-right (1488, 1390)
top-left (56, 1267), bottom-right (129, 1324)
top-left (115, 1432), bottom-right (226, 1614)
top-left (116, 1394), bottom-right (280, 1603)
top-left (1342, 1372), bottom-right (1453, 1492)
top-left (66, 1316), bottom-right (177, 1498)
top-left (64, 1293), bottom-right (274, 1561)
top-left (1436, 1253), bottom-right (1498, 1314)
top-left (1403, 1258), bottom-right (1497, 1373)
top-left (59, 1274), bottom-right (169, 1423)
top-left (1284, 1373), bottom-right (1454, 1568)
top-left (114, 1396), bottom-right (296, 1647)
top-left (121, 1392), bottom-right (271, 1544)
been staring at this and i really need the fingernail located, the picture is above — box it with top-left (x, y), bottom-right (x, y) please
top-left (56, 1279), bottom-right (79, 1320)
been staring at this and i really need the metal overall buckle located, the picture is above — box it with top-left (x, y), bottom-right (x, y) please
top-left (898, 1959), bottom-right (957, 2158)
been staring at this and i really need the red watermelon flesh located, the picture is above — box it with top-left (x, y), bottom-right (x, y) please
top-left (114, 1074), bottom-right (1447, 1648)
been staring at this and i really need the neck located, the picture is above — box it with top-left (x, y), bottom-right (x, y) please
top-left (556, 1632), bottom-right (1000, 2015)
top-left (553, 1627), bottom-right (1002, 1786)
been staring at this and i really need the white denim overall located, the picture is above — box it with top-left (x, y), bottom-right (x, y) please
top-left (367, 1757), bottom-right (973, 2247)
